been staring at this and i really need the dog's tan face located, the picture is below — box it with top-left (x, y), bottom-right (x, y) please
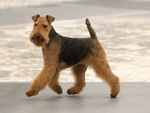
top-left (30, 14), bottom-right (55, 47)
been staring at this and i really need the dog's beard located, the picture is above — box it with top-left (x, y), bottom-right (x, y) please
top-left (30, 37), bottom-right (49, 47)
top-left (32, 40), bottom-right (45, 47)
top-left (31, 38), bottom-right (47, 47)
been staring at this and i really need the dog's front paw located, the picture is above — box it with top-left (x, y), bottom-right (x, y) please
top-left (25, 90), bottom-right (38, 97)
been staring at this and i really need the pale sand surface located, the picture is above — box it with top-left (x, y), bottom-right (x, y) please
top-left (0, 82), bottom-right (150, 113)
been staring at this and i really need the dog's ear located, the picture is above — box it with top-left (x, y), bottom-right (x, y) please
top-left (32, 14), bottom-right (40, 22)
top-left (46, 15), bottom-right (55, 23)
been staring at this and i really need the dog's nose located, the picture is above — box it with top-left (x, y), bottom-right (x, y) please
top-left (33, 34), bottom-right (41, 40)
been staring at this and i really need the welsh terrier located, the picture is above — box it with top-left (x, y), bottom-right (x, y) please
top-left (26, 14), bottom-right (120, 98)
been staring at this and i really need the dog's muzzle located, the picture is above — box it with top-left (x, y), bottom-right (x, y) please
top-left (33, 33), bottom-right (43, 41)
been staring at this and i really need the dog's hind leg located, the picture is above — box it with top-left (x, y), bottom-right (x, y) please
top-left (67, 64), bottom-right (87, 95)
top-left (92, 53), bottom-right (120, 98)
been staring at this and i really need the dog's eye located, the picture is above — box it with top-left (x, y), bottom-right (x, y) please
top-left (43, 25), bottom-right (48, 28)
top-left (34, 23), bottom-right (37, 27)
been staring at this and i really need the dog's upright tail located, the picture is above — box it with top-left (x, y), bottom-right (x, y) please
top-left (85, 18), bottom-right (97, 40)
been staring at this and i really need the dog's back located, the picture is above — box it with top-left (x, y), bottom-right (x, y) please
top-left (59, 37), bottom-right (93, 66)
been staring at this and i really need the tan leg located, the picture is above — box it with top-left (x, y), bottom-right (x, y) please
top-left (26, 67), bottom-right (56, 97)
top-left (92, 55), bottom-right (120, 98)
top-left (48, 70), bottom-right (62, 94)
top-left (67, 64), bottom-right (87, 95)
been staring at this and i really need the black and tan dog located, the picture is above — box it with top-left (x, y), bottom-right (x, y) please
top-left (26, 14), bottom-right (120, 98)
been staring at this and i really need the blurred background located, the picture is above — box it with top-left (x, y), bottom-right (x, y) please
top-left (0, 0), bottom-right (150, 82)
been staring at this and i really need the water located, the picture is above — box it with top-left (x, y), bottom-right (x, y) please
top-left (0, 0), bottom-right (78, 8)
top-left (0, 18), bottom-right (150, 82)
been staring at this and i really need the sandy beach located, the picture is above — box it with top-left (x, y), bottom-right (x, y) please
top-left (0, 0), bottom-right (150, 82)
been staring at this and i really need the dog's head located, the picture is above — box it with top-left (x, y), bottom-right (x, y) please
top-left (30, 14), bottom-right (55, 47)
